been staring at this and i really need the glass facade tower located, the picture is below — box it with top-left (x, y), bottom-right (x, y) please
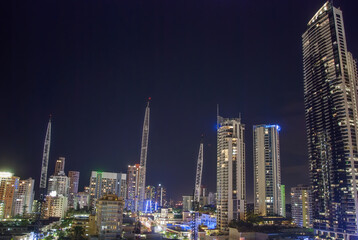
top-left (302, 2), bottom-right (358, 238)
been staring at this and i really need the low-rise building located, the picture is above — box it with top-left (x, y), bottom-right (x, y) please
top-left (291, 185), bottom-right (312, 228)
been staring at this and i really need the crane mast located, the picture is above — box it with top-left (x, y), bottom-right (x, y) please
top-left (39, 116), bottom-right (51, 199)
top-left (192, 141), bottom-right (203, 240)
top-left (137, 100), bottom-right (150, 212)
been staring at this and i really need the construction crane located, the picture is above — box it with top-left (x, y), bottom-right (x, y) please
top-left (35, 116), bottom-right (52, 240)
top-left (191, 141), bottom-right (203, 240)
top-left (138, 99), bottom-right (151, 212)
top-left (39, 115), bottom-right (52, 199)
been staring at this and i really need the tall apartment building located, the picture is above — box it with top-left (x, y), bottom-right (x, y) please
top-left (253, 125), bottom-right (282, 217)
top-left (42, 194), bottom-right (68, 219)
top-left (96, 194), bottom-right (124, 239)
top-left (216, 114), bottom-right (246, 231)
top-left (54, 157), bottom-right (65, 176)
top-left (0, 172), bottom-right (19, 219)
top-left (13, 178), bottom-right (35, 216)
top-left (291, 185), bottom-right (312, 228)
top-left (47, 172), bottom-right (69, 197)
top-left (303, 2), bottom-right (358, 238)
top-left (68, 171), bottom-right (80, 208)
top-left (155, 184), bottom-right (167, 208)
top-left (89, 171), bottom-right (127, 204)
top-left (126, 164), bottom-right (140, 211)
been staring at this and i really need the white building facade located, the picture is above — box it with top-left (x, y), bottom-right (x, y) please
top-left (216, 115), bottom-right (246, 231)
top-left (253, 124), bottom-right (283, 217)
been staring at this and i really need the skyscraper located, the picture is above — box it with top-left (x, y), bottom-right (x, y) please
top-left (54, 157), bottom-right (65, 176)
top-left (216, 113), bottom-right (246, 231)
top-left (303, 2), bottom-right (358, 238)
top-left (126, 164), bottom-right (140, 211)
top-left (253, 125), bottom-right (283, 217)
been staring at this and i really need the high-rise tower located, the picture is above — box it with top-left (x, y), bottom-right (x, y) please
top-left (39, 116), bottom-right (52, 199)
top-left (216, 110), bottom-right (246, 231)
top-left (303, 2), bottom-right (358, 238)
top-left (138, 100), bottom-right (150, 212)
top-left (253, 125), bottom-right (283, 217)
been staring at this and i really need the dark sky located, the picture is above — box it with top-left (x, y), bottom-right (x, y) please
top-left (2, 0), bottom-right (358, 202)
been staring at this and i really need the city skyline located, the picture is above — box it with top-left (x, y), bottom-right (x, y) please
top-left (2, 0), bottom-right (358, 203)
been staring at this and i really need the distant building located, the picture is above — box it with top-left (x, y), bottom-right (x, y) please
top-left (217, 114), bottom-right (246, 231)
top-left (126, 165), bottom-right (140, 211)
top-left (75, 192), bottom-right (90, 210)
top-left (285, 204), bottom-right (292, 219)
top-left (13, 178), bottom-right (35, 216)
top-left (207, 192), bottom-right (216, 205)
top-left (68, 171), bottom-right (80, 208)
top-left (281, 185), bottom-right (286, 218)
top-left (47, 172), bottom-right (69, 197)
top-left (200, 186), bottom-right (208, 207)
top-left (42, 194), bottom-right (68, 219)
top-left (155, 184), bottom-right (167, 207)
top-left (145, 185), bottom-right (156, 202)
top-left (69, 171), bottom-right (80, 194)
top-left (254, 124), bottom-right (283, 217)
top-left (291, 185), bottom-right (312, 228)
top-left (89, 171), bottom-right (127, 205)
top-left (182, 196), bottom-right (193, 212)
top-left (0, 172), bottom-right (19, 218)
top-left (96, 194), bottom-right (124, 239)
top-left (54, 157), bottom-right (65, 176)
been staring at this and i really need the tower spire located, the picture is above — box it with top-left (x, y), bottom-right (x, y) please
top-left (39, 115), bottom-right (52, 199)
top-left (137, 99), bottom-right (150, 212)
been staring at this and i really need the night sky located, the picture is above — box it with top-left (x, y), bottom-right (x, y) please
top-left (3, 0), bottom-right (358, 202)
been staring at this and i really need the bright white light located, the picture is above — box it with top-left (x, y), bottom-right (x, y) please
top-left (49, 191), bottom-right (57, 197)
top-left (0, 172), bottom-right (13, 178)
